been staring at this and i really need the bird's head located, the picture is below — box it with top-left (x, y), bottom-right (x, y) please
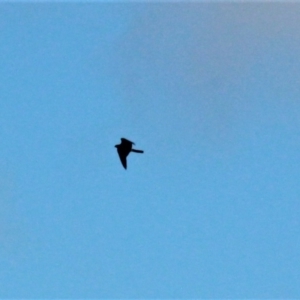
top-left (114, 145), bottom-right (119, 148)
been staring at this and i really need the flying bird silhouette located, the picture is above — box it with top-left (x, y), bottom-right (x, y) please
top-left (115, 138), bottom-right (144, 169)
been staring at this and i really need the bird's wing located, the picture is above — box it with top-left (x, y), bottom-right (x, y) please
top-left (117, 149), bottom-right (127, 169)
top-left (121, 138), bottom-right (135, 145)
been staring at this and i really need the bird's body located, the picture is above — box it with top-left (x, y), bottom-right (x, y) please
top-left (115, 138), bottom-right (144, 169)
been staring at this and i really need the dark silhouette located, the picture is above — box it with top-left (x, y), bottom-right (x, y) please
top-left (115, 138), bottom-right (144, 169)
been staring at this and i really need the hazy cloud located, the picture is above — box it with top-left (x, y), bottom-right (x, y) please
top-left (115, 3), bottom-right (300, 149)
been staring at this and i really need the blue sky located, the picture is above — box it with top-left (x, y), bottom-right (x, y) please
top-left (0, 2), bottom-right (300, 298)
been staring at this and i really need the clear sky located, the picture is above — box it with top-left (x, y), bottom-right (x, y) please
top-left (0, 2), bottom-right (300, 298)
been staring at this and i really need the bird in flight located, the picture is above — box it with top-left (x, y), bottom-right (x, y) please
top-left (115, 138), bottom-right (144, 169)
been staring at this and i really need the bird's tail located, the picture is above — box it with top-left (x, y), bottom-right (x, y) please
top-left (131, 149), bottom-right (144, 153)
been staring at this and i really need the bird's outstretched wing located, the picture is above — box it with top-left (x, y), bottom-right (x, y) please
top-left (117, 148), bottom-right (127, 169)
top-left (121, 138), bottom-right (135, 145)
